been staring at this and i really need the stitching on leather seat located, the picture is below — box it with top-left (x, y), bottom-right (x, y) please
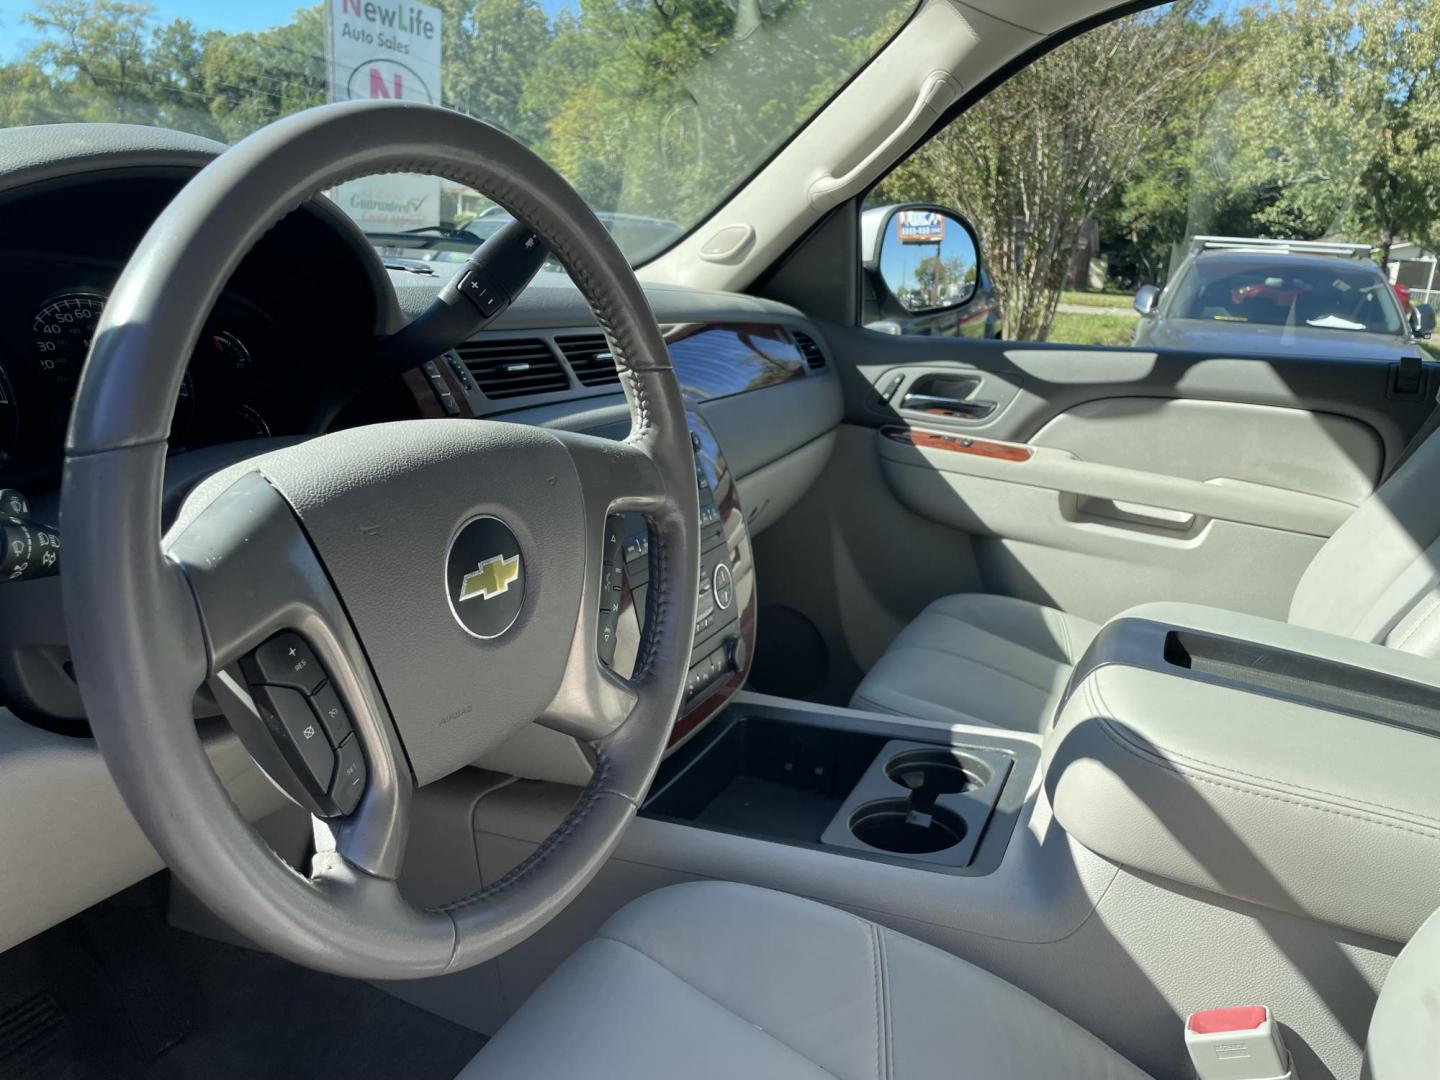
top-left (1090, 678), bottom-right (1440, 829)
top-left (852, 685), bottom-right (1008, 730)
top-left (875, 927), bottom-right (892, 1080)
top-left (1391, 590), bottom-right (1440, 650)
top-left (865, 922), bottom-right (884, 1080)
top-left (1088, 682), bottom-right (1440, 842)
top-left (882, 643), bottom-right (1061, 696)
top-left (591, 934), bottom-right (843, 1078)
top-left (921, 603), bottom-right (1079, 666)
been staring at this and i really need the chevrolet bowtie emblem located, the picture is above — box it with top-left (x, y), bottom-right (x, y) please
top-left (459, 553), bottom-right (521, 602)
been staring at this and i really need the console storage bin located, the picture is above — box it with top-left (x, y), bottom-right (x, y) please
top-left (1046, 601), bottom-right (1440, 942)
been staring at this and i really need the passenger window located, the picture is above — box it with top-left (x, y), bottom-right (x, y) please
top-left (863, 0), bottom-right (1440, 358)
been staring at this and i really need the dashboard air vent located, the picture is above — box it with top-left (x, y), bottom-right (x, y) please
top-left (555, 334), bottom-right (620, 387)
top-left (456, 338), bottom-right (569, 399)
top-left (793, 331), bottom-right (825, 370)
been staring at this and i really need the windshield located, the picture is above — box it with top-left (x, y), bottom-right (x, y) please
top-left (0, 0), bottom-right (915, 263)
top-left (1168, 254), bottom-right (1406, 335)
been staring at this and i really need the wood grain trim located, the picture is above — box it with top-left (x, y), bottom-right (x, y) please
top-left (882, 425), bottom-right (1032, 462)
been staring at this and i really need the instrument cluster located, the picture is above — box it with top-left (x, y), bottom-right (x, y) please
top-left (0, 258), bottom-right (309, 485)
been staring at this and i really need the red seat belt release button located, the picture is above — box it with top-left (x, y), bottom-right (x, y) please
top-left (1185, 1005), bottom-right (1293, 1080)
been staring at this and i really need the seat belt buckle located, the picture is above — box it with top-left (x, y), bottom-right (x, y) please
top-left (1185, 1005), bottom-right (1294, 1080)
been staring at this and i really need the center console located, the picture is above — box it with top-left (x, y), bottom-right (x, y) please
top-left (1047, 600), bottom-right (1440, 943)
top-left (641, 703), bottom-right (1036, 875)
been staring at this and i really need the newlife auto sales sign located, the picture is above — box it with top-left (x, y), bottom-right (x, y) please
top-left (325, 0), bottom-right (443, 231)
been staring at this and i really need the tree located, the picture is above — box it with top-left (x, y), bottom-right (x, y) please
top-left (1220, 0), bottom-right (1440, 265)
top-left (440, 0), bottom-right (552, 147)
top-left (22, 0), bottom-right (157, 123)
top-left (876, 3), bottom-right (1223, 340)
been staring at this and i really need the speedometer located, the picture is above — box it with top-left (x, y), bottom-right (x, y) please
top-left (24, 292), bottom-right (195, 450)
top-left (30, 293), bottom-right (105, 399)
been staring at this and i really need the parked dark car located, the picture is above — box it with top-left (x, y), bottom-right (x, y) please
top-left (1132, 236), bottom-right (1435, 359)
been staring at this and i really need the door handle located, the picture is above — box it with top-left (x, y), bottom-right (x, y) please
top-left (901, 393), bottom-right (997, 420)
top-left (1078, 497), bottom-right (1197, 531)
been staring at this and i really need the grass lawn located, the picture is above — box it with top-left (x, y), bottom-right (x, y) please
top-left (1048, 311), bottom-right (1140, 346)
top-left (1060, 289), bottom-right (1134, 309)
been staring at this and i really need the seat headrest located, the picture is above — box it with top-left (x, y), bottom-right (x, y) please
top-left (1362, 905), bottom-right (1440, 1079)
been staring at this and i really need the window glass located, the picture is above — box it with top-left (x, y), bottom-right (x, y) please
top-left (866, 0), bottom-right (1439, 358)
top-left (0, 0), bottom-right (918, 264)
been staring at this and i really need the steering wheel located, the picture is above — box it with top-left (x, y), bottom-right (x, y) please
top-left (60, 101), bottom-right (700, 978)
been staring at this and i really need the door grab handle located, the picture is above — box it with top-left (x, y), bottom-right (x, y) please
top-left (808, 72), bottom-right (961, 211)
top-left (901, 393), bottom-right (996, 419)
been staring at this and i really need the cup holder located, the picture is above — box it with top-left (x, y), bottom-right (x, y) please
top-left (849, 799), bottom-right (967, 855)
top-left (885, 748), bottom-right (991, 806)
top-left (819, 739), bottom-right (1014, 868)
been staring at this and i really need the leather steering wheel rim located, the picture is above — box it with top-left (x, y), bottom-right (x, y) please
top-left (60, 101), bottom-right (700, 978)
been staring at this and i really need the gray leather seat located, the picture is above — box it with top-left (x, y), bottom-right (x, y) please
top-left (854, 427), bottom-right (1440, 732)
top-left (851, 593), bottom-right (1098, 732)
top-left (460, 881), bottom-right (1150, 1079)
top-left (460, 879), bottom-right (1440, 1078)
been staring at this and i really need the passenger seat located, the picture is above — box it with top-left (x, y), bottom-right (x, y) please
top-left (852, 425), bottom-right (1440, 732)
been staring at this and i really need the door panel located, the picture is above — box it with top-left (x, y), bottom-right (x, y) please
top-left (1031, 398), bottom-right (1382, 505)
top-left (877, 439), bottom-right (1329, 621)
top-left (817, 329), bottom-right (1435, 629)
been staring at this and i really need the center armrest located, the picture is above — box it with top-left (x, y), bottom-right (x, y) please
top-left (1043, 602), bottom-right (1440, 943)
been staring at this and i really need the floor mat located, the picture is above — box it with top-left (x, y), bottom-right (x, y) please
top-left (0, 876), bottom-right (484, 1080)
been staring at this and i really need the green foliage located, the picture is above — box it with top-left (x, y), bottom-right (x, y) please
top-left (1047, 311), bottom-right (1139, 347)
top-left (0, 0), bottom-right (908, 249)
top-left (8, 0), bottom-right (1440, 336)
top-left (1216, 0), bottom-right (1440, 263)
top-left (875, 2), bottom-right (1224, 340)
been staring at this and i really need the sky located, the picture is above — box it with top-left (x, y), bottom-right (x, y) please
top-left (0, 0), bottom-right (579, 56)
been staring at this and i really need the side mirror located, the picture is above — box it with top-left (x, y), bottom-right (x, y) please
top-left (1411, 303), bottom-right (1436, 338)
top-left (862, 204), bottom-right (981, 315)
top-left (1133, 284), bottom-right (1160, 316)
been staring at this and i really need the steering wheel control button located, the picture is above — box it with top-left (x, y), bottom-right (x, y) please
top-left (603, 564), bottom-right (624, 598)
top-left (446, 515), bottom-right (525, 639)
top-left (254, 685), bottom-right (336, 797)
top-left (243, 632), bottom-right (325, 694)
top-left (712, 561), bottom-right (735, 610)
top-left (332, 737), bottom-right (367, 815)
top-left (309, 682), bottom-right (353, 744)
top-left (457, 268), bottom-right (506, 317)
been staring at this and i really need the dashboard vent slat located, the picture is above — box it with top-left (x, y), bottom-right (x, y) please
top-left (455, 338), bottom-right (569, 399)
top-left (555, 334), bottom-right (620, 388)
top-left (793, 331), bottom-right (826, 371)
